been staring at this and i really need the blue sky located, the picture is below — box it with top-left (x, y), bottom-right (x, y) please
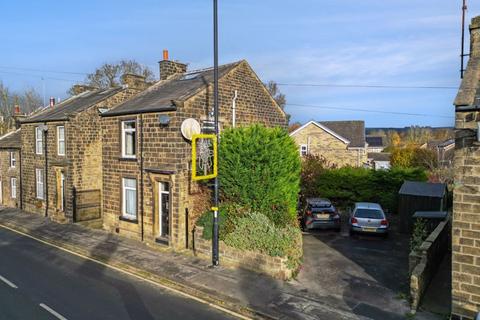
top-left (1, 0), bottom-right (479, 127)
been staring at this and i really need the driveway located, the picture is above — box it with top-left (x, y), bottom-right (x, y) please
top-left (294, 214), bottom-right (431, 319)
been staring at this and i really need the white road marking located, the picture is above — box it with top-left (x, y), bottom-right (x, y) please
top-left (0, 224), bottom-right (251, 320)
top-left (0, 274), bottom-right (17, 289)
top-left (39, 303), bottom-right (68, 320)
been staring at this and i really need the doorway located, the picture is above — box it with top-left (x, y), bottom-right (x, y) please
top-left (60, 172), bottom-right (65, 211)
top-left (158, 181), bottom-right (170, 239)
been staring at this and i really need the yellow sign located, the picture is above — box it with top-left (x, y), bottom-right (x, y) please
top-left (192, 134), bottom-right (217, 181)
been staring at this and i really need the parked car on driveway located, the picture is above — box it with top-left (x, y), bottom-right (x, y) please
top-left (302, 198), bottom-right (341, 232)
top-left (349, 202), bottom-right (389, 236)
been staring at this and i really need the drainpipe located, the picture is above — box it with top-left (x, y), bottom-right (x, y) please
top-left (43, 124), bottom-right (49, 217)
top-left (19, 149), bottom-right (22, 210)
top-left (232, 90), bottom-right (238, 128)
top-left (139, 114), bottom-right (144, 242)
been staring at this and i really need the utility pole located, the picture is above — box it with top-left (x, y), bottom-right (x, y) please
top-left (212, 0), bottom-right (220, 266)
top-left (461, 0), bottom-right (468, 79)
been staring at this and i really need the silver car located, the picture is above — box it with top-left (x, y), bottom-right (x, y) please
top-left (349, 202), bottom-right (389, 236)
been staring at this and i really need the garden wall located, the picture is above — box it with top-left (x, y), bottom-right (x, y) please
top-left (193, 226), bottom-right (294, 280)
top-left (409, 218), bottom-right (450, 311)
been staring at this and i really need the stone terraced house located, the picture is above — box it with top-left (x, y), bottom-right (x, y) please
top-left (20, 76), bottom-right (148, 224)
top-left (100, 56), bottom-right (287, 249)
top-left (452, 15), bottom-right (480, 320)
top-left (289, 120), bottom-right (368, 167)
top-left (0, 129), bottom-right (21, 208)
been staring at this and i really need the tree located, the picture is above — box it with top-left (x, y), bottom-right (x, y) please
top-left (265, 81), bottom-right (290, 123)
top-left (69, 60), bottom-right (155, 94)
top-left (288, 122), bottom-right (301, 133)
top-left (391, 146), bottom-right (438, 170)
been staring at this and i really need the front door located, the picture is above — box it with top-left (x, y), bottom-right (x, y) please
top-left (158, 182), bottom-right (170, 238)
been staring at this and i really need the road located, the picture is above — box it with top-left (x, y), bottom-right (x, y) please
top-left (0, 227), bottom-right (235, 320)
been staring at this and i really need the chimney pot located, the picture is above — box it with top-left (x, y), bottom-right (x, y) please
top-left (49, 97), bottom-right (55, 108)
top-left (163, 49), bottom-right (169, 61)
top-left (14, 105), bottom-right (20, 115)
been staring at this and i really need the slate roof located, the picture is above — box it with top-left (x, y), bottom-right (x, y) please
top-left (319, 121), bottom-right (366, 148)
top-left (22, 87), bottom-right (124, 123)
top-left (102, 61), bottom-right (242, 117)
top-left (0, 129), bottom-right (21, 149)
top-left (368, 152), bottom-right (391, 162)
top-left (366, 136), bottom-right (384, 148)
top-left (398, 181), bottom-right (446, 198)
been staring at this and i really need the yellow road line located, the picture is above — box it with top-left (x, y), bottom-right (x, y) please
top-left (0, 223), bottom-right (252, 320)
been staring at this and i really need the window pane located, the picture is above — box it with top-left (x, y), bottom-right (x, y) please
top-left (125, 132), bottom-right (135, 155)
top-left (125, 189), bottom-right (136, 215)
top-left (124, 178), bottom-right (136, 189)
top-left (58, 127), bottom-right (65, 140)
top-left (59, 141), bottom-right (65, 155)
top-left (160, 182), bottom-right (170, 192)
top-left (124, 121), bottom-right (135, 130)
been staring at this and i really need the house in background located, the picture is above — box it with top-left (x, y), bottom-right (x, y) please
top-left (421, 139), bottom-right (455, 167)
top-left (368, 152), bottom-right (391, 170)
top-left (0, 129), bottom-right (21, 208)
top-left (290, 120), bottom-right (367, 167)
top-left (452, 15), bottom-right (480, 320)
top-left (366, 135), bottom-right (385, 153)
top-left (20, 75), bottom-right (148, 224)
top-left (101, 55), bottom-right (286, 249)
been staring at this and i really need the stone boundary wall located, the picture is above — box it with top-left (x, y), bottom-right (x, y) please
top-left (409, 218), bottom-right (450, 311)
top-left (193, 226), bottom-right (293, 280)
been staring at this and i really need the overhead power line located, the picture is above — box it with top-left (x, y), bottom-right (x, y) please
top-left (0, 70), bottom-right (79, 83)
top-left (0, 66), bottom-right (87, 76)
top-left (286, 103), bottom-right (454, 119)
top-left (278, 83), bottom-right (460, 90)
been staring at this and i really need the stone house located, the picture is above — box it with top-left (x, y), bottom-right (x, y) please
top-left (0, 129), bottom-right (21, 208)
top-left (366, 135), bottom-right (385, 153)
top-left (289, 120), bottom-right (367, 167)
top-left (421, 139), bottom-right (455, 167)
top-left (20, 76), bottom-right (147, 224)
top-left (100, 57), bottom-right (287, 249)
top-left (452, 16), bottom-right (480, 320)
top-left (367, 152), bottom-right (391, 170)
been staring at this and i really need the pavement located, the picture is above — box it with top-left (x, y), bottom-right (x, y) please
top-left (0, 227), bottom-right (234, 320)
top-left (0, 207), bottom-right (444, 320)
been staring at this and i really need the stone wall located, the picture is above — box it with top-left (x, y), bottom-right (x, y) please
top-left (409, 218), bottom-right (450, 311)
top-left (0, 149), bottom-right (20, 208)
top-left (452, 145), bottom-right (480, 319)
top-left (102, 60), bottom-right (287, 250)
top-left (193, 226), bottom-right (293, 280)
top-left (291, 122), bottom-right (367, 167)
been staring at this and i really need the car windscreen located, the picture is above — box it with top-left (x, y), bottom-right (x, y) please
top-left (311, 207), bottom-right (335, 213)
top-left (354, 208), bottom-right (383, 219)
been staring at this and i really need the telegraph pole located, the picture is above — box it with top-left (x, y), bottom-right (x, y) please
top-left (212, 0), bottom-right (220, 266)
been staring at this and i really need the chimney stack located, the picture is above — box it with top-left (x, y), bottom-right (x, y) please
top-left (49, 97), bottom-right (55, 108)
top-left (12, 105), bottom-right (26, 129)
top-left (14, 104), bottom-right (20, 115)
top-left (470, 16), bottom-right (480, 57)
top-left (158, 49), bottom-right (187, 80)
top-left (121, 73), bottom-right (148, 90)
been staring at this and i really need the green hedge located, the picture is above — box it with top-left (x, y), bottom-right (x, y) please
top-left (219, 125), bottom-right (301, 226)
top-left (303, 166), bottom-right (427, 213)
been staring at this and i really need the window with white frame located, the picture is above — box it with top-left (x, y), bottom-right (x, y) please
top-left (10, 178), bottom-right (16, 199)
top-left (10, 152), bottom-right (16, 168)
top-left (35, 127), bottom-right (43, 154)
top-left (36, 168), bottom-right (44, 199)
top-left (57, 126), bottom-right (65, 156)
top-left (300, 144), bottom-right (308, 157)
top-left (121, 120), bottom-right (136, 158)
top-left (122, 178), bottom-right (137, 219)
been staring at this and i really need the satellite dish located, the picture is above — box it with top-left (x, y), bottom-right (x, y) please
top-left (181, 118), bottom-right (201, 141)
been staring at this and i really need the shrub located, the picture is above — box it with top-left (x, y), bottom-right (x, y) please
top-left (196, 204), bottom-right (248, 240)
top-left (224, 212), bottom-right (302, 269)
top-left (219, 125), bottom-right (301, 226)
top-left (301, 161), bottom-right (427, 213)
top-left (410, 218), bottom-right (428, 252)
